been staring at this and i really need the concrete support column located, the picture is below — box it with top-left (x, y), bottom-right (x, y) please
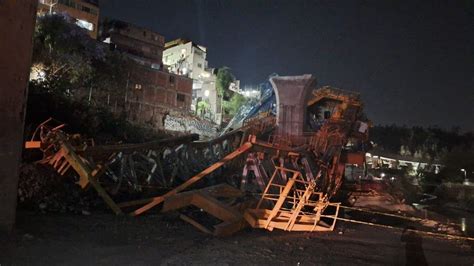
top-left (270, 74), bottom-right (316, 143)
top-left (0, 0), bottom-right (37, 232)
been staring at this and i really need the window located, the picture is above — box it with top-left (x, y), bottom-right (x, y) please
top-left (177, 93), bottom-right (185, 102)
top-left (58, 0), bottom-right (75, 7)
top-left (59, 0), bottom-right (75, 8)
top-left (82, 5), bottom-right (91, 13)
top-left (197, 63), bottom-right (202, 68)
top-left (76, 19), bottom-right (94, 31)
top-left (169, 76), bottom-right (175, 84)
top-left (194, 49), bottom-right (203, 56)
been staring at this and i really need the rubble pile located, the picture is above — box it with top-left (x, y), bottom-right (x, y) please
top-left (18, 164), bottom-right (98, 213)
top-left (165, 114), bottom-right (218, 138)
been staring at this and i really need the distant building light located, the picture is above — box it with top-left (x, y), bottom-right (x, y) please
top-left (76, 19), bottom-right (93, 31)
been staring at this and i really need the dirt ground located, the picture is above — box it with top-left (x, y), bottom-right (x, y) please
top-left (0, 211), bottom-right (473, 265)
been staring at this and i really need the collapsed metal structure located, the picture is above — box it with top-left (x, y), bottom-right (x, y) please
top-left (26, 74), bottom-right (369, 235)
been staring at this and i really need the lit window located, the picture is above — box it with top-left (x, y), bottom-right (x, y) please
top-left (76, 19), bottom-right (94, 31)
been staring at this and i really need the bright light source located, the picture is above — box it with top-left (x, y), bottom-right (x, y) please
top-left (30, 64), bottom-right (46, 81)
top-left (76, 19), bottom-right (93, 31)
top-left (182, 67), bottom-right (187, 75)
top-left (181, 48), bottom-right (186, 54)
top-left (204, 90), bottom-right (210, 97)
top-left (380, 173), bottom-right (386, 178)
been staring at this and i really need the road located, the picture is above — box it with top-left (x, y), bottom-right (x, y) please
top-left (1, 211), bottom-right (473, 265)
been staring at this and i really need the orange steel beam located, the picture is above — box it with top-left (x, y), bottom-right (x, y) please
top-left (160, 184), bottom-right (246, 236)
top-left (131, 141), bottom-right (253, 216)
top-left (59, 140), bottom-right (123, 214)
top-left (24, 141), bottom-right (41, 149)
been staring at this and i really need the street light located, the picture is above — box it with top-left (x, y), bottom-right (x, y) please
top-left (461, 169), bottom-right (469, 185)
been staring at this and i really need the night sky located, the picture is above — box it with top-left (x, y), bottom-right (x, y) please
top-left (100, 0), bottom-right (474, 130)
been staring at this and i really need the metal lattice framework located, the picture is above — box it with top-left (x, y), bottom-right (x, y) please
top-left (245, 167), bottom-right (339, 232)
top-left (25, 76), bottom-right (369, 235)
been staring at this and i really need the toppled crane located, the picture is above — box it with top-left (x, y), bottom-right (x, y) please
top-left (25, 74), bottom-right (369, 235)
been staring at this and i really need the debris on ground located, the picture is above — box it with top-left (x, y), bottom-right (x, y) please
top-left (18, 163), bottom-right (98, 213)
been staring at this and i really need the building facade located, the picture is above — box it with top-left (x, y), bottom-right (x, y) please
top-left (37, 0), bottom-right (99, 39)
top-left (163, 39), bottom-right (221, 124)
top-left (127, 65), bottom-right (193, 127)
top-left (100, 21), bottom-right (193, 129)
top-left (102, 20), bottom-right (164, 68)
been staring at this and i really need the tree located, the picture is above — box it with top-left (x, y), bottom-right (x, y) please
top-left (216, 67), bottom-right (235, 100)
top-left (197, 101), bottom-right (210, 118)
top-left (223, 93), bottom-right (248, 117)
top-left (89, 50), bottom-right (132, 105)
top-left (439, 148), bottom-right (474, 182)
top-left (215, 67), bottom-right (249, 118)
top-left (31, 14), bottom-right (105, 94)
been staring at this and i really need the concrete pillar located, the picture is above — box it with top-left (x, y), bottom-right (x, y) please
top-left (0, 0), bottom-right (37, 232)
top-left (270, 74), bottom-right (317, 143)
